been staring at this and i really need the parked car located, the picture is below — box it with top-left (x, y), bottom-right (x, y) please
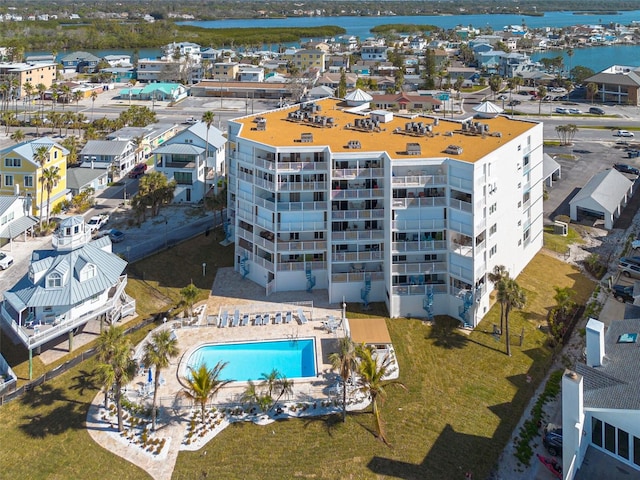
top-left (497, 94), bottom-right (507, 100)
top-left (0, 251), bottom-right (14, 270)
top-left (542, 423), bottom-right (563, 457)
top-left (632, 239), bottom-right (640, 249)
top-left (555, 107), bottom-right (569, 114)
top-left (569, 108), bottom-right (583, 114)
top-left (619, 258), bottom-right (640, 278)
top-left (185, 116), bottom-right (198, 124)
top-left (109, 229), bottom-right (126, 243)
top-left (87, 214), bottom-right (109, 232)
top-left (508, 100), bottom-right (521, 106)
top-left (613, 163), bottom-right (640, 175)
top-left (621, 256), bottom-right (640, 265)
top-left (589, 106), bottom-right (605, 115)
top-left (615, 130), bottom-right (634, 137)
top-left (612, 284), bottom-right (634, 303)
top-left (128, 162), bottom-right (148, 179)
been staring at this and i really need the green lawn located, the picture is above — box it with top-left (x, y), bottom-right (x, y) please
top-left (543, 225), bottom-right (584, 254)
top-left (0, 246), bottom-right (593, 480)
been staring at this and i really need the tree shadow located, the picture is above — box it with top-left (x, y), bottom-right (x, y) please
top-left (19, 402), bottom-right (86, 439)
top-left (426, 316), bottom-right (468, 349)
top-left (20, 383), bottom-right (69, 409)
top-left (68, 369), bottom-right (99, 396)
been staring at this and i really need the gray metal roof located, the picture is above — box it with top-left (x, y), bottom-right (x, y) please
top-left (569, 169), bottom-right (633, 215)
top-left (80, 140), bottom-right (131, 157)
top-left (184, 123), bottom-right (227, 149)
top-left (66, 167), bottom-right (108, 191)
top-left (0, 197), bottom-right (18, 215)
top-left (106, 122), bottom-right (177, 142)
top-left (585, 71), bottom-right (640, 87)
top-left (7, 137), bottom-right (69, 167)
top-left (6, 236), bottom-right (127, 309)
top-left (543, 153), bottom-right (561, 180)
top-left (0, 215), bottom-right (38, 239)
top-left (153, 144), bottom-right (204, 155)
top-left (576, 319), bottom-right (640, 410)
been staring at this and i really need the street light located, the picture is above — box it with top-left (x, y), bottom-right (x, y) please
top-left (202, 262), bottom-right (206, 276)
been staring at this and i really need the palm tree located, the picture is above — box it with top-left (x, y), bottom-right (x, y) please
top-left (90, 90), bottom-right (98, 120)
top-left (566, 48), bottom-right (574, 80)
top-left (260, 369), bottom-right (279, 398)
top-left (42, 166), bottom-right (61, 224)
top-left (95, 325), bottom-right (136, 432)
top-left (33, 145), bottom-right (49, 226)
top-left (179, 282), bottom-right (200, 318)
top-left (487, 265), bottom-right (509, 334)
top-left (201, 110), bottom-right (215, 194)
top-left (586, 82), bottom-right (598, 104)
top-left (497, 278), bottom-right (527, 356)
top-left (10, 129), bottom-right (25, 144)
top-left (181, 362), bottom-right (231, 422)
top-left (73, 90), bottom-right (83, 113)
top-left (142, 330), bottom-right (180, 431)
top-left (355, 344), bottom-right (406, 445)
top-left (329, 336), bottom-right (358, 422)
top-left (537, 85), bottom-right (547, 115)
top-left (36, 83), bottom-right (46, 115)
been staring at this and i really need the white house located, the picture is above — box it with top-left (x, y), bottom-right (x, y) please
top-left (563, 318), bottom-right (640, 479)
top-left (152, 122), bottom-right (227, 204)
top-left (0, 216), bottom-right (135, 378)
top-left (0, 196), bottom-right (38, 248)
top-left (226, 98), bottom-right (544, 325)
top-left (79, 140), bottom-right (136, 178)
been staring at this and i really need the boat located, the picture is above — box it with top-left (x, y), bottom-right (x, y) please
top-left (537, 453), bottom-right (562, 479)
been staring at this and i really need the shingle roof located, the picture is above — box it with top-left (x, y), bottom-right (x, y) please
top-left (576, 319), bottom-right (640, 410)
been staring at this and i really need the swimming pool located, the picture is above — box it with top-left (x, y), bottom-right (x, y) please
top-left (186, 338), bottom-right (317, 382)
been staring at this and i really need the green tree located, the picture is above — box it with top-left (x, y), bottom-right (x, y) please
top-left (41, 166), bottom-right (61, 224)
top-left (95, 325), bottom-right (136, 432)
top-left (487, 265), bottom-right (509, 334)
top-left (90, 90), bottom-right (98, 120)
top-left (556, 124), bottom-right (578, 145)
top-left (355, 344), bottom-right (406, 445)
top-left (488, 75), bottom-right (502, 99)
top-left (570, 66), bottom-right (595, 85)
top-left (201, 110), bottom-right (216, 194)
top-left (537, 85), bottom-right (548, 115)
top-left (142, 329), bottom-right (180, 431)
top-left (136, 171), bottom-right (176, 217)
top-left (586, 82), bottom-right (598, 104)
top-left (181, 362), bottom-right (231, 422)
top-left (10, 129), bottom-right (25, 144)
top-left (33, 145), bottom-right (49, 226)
top-left (329, 336), bottom-right (358, 422)
top-left (553, 286), bottom-right (575, 318)
top-left (422, 48), bottom-right (436, 89)
top-left (180, 282), bottom-right (200, 318)
top-left (337, 68), bottom-right (347, 98)
top-left (497, 278), bottom-right (527, 356)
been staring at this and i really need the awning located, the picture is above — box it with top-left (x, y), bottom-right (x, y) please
top-left (349, 317), bottom-right (392, 345)
top-left (0, 216), bottom-right (38, 239)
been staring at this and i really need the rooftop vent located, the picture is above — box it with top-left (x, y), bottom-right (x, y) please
top-left (300, 132), bottom-right (314, 143)
top-left (445, 145), bottom-right (463, 155)
top-left (347, 140), bottom-right (361, 149)
top-left (406, 143), bottom-right (421, 155)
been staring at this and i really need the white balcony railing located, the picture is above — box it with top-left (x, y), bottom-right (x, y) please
top-left (332, 251), bottom-right (383, 262)
top-left (277, 240), bottom-right (327, 252)
top-left (331, 230), bottom-right (385, 242)
top-left (391, 284), bottom-right (447, 296)
top-left (331, 271), bottom-right (384, 283)
top-left (391, 240), bottom-right (447, 253)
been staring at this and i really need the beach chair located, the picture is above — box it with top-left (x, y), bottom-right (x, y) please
top-left (274, 312), bottom-right (282, 324)
top-left (254, 314), bottom-right (262, 326)
top-left (232, 309), bottom-right (240, 327)
top-left (285, 311), bottom-right (292, 324)
top-left (263, 313), bottom-right (271, 325)
top-left (241, 314), bottom-right (249, 326)
top-left (219, 311), bottom-right (228, 328)
top-left (297, 308), bottom-right (308, 324)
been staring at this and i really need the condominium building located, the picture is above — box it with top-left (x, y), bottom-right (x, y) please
top-left (226, 98), bottom-right (543, 326)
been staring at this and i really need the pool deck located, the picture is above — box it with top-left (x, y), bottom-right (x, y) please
top-left (87, 267), bottom-right (350, 480)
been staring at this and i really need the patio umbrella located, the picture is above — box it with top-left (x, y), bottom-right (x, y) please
top-left (147, 367), bottom-right (153, 384)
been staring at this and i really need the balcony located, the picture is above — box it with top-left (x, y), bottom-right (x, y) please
top-left (391, 173), bottom-right (447, 187)
top-left (332, 250), bottom-right (383, 263)
top-left (449, 175), bottom-right (473, 191)
top-left (392, 219), bottom-right (446, 231)
top-left (331, 189), bottom-right (384, 200)
top-left (278, 221), bottom-right (326, 232)
top-left (278, 180), bottom-right (327, 192)
top-left (278, 201), bottom-right (327, 212)
top-left (331, 230), bottom-right (384, 242)
top-left (277, 240), bottom-right (327, 252)
top-left (449, 198), bottom-right (472, 213)
top-left (277, 161), bottom-right (328, 172)
top-left (165, 161), bottom-right (196, 169)
top-left (391, 262), bottom-right (447, 274)
top-left (392, 196), bottom-right (446, 209)
top-left (331, 271), bottom-right (384, 283)
top-left (333, 167), bottom-right (384, 179)
top-left (391, 284), bottom-right (447, 296)
top-left (331, 209), bottom-right (384, 220)
top-left (391, 240), bottom-right (447, 253)
top-left (277, 260), bottom-right (326, 272)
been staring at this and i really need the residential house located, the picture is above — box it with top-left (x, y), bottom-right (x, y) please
top-left (60, 51), bottom-right (101, 73)
top-left (330, 35), bottom-right (358, 52)
top-left (137, 57), bottom-right (200, 84)
top-left (238, 66), bottom-right (265, 82)
top-left (361, 44), bottom-right (388, 62)
top-left (152, 122), bottom-right (227, 203)
top-left (163, 42), bottom-right (202, 64)
top-left (370, 93), bottom-right (443, 112)
top-left (102, 54), bottom-right (132, 67)
top-left (562, 318), bottom-right (640, 479)
top-left (79, 140), bottom-right (136, 178)
top-left (226, 98), bottom-right (544, 324)
top-left (119, 83), bottom-right (188, 103)
top-left (212, 61), bottom-right (240, 81)
top-left (286, 49), bottom-right (326, 74)
top-left (0, 137), bottom-right (69, 218)
top-left (0, 196), bottom-right (38, 248)
top-left (66, 167), bottom-right (109, 196)
top-left (317, 72), bottom-right (358, 90)
top-left (106, 123), bottom-right (181, 160)
top-left (584, 65), bottom-right (640, 105)
top-left (325, 54), bottom-right (350, 73)
top-left (0, 216), bottom-right (135, 378)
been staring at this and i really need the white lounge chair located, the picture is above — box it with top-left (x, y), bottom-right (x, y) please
top-left (241, 314), bottom-right (249, 326)
top-left (285, 311), bottom-right (292, 324)
top-left (254, 314), bottom-right (262, 326)
top-left (274, 312), bottom-right (282, 324)
top-left (263, 313), bottom-right (271, 325)
top-left (297, 308), bottom-right (307, 324)
top-left (232, 309), bottom-right (240, 327)
top-left (219, 311), bottom-right (228, 328)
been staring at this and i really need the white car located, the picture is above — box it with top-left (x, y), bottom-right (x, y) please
top-left (632, 239), bottom-right (640, 250)
top-left (185, 117), bottom-right (198, 125)
top-left (87, 214), bottom-right (110, 232)
top-left (569, 108), bottom-right (582, 114)
top-left (555, 107), bottom-right (569, 114)
top-left (616, 130), bottom-right (635, 137)
top-left (0, 251), bottom-right (14, 270)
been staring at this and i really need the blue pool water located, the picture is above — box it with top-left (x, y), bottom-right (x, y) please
top-left (187, 339), bottom-right (316, 382)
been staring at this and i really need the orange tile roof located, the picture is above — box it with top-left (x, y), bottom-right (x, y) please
top-left (233, 98), bottom-right (537, 162)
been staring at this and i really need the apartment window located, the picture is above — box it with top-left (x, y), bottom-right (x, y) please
top-left (24, 176), bottom-right (34, 188)
top-left (634, 436), bottom-right (640, 466)
top-left (314, 231), bottom-right (324, 240)
top-left (605, 423), bottom-right (616, 453)
top-left (4, 175), bottom-right (13, 187)
top-left (489, 224), bottom-right (497, 236)
top-left (518, 201), bottom-right (522, 208)
top-left (489, 245), bottom-right (497, 257)
top-left (619, 429), bottom-right (629, 460)
top-left (174, 172), bottom-right (192, 185)
top-left (489, 203), bottom-right (497, 214)
top-left (523, 155), bottom-right (530, 168)
top-left (4, 158), bottom-right (21, 167)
